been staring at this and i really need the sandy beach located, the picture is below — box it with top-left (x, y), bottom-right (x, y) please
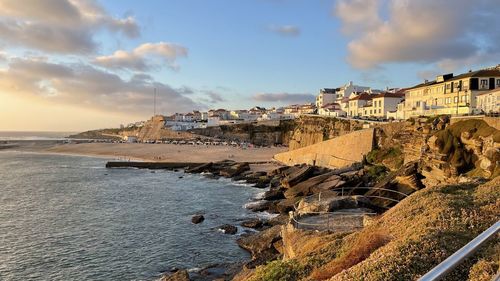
top-left (46, 143), bottom-right (286, 166)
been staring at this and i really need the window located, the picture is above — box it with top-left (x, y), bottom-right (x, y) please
top-left (454, 96), bottom-right (458, 103)
top-left (497, 79), bottom-right (500, 87)
top-left (379, 109), bottom-right (381, 114)
top-left (460, 95), bottom-right (467, 102)
top-left (446, 84), bottom-right (451, 90)
top-left (445, 97), bottom-right (451, 104)
top-left (480, 79), bottom-right (488, 89)
top-left (379, 100), bottom-right (382, 107)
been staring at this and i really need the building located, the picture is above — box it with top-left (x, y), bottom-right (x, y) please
top-left (476, 88), bottom-right (500, 114)
top-left (403, 67), bottom-right (500, 118)
top-left (370, 92), bottom-right (405, 117)
top-left (298, 103), bottom-right (316, 115)
top-left (348, 93), bottom-right (373, 117)
top-left (318, 103), bottom-right (346, 117)
top-left (315, 88), bottom-right (338, 108)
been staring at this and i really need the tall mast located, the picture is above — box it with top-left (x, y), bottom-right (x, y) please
top-left (154, 87), bottom-right (157, 116)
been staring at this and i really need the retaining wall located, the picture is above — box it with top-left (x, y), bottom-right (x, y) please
top-left (274, 128), bottom-right (374, 168)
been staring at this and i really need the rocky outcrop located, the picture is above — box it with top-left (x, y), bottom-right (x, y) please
top-left (191, 215), bottom-right (204, 224)
top-left (219, 224), bottom-right (238, 235)
top-left (237, 225), bottom-right (283, 268)
top-left (160, 270), bottom-right (190, 281)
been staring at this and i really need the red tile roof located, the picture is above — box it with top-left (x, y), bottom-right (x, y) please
top-left (349, 93), bottom-right (373, 101)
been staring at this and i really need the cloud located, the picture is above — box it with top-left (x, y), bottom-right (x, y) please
top-left (252, 93), bottom-right (314, 104)
top-left (0, 0), bottom-right (139, 54)
top-left (334, 0), bottom-right (500, 70)
top-left (268, 25), bottom-right (301, 37)
top-left (93, 42), bottom-right (188, 71)
top-left (0, 57), bottom-right (203, 115)
top-left (334, 0), bottom-right (381, 35)
top-left (205, 91), bottom-right (226, 103)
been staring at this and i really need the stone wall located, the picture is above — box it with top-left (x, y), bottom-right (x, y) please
top-left (274, 129), bottom-right (374, 168)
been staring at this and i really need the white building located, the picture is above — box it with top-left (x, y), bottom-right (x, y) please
top-left (370, 92), bottom-right (405, 117)
top-left (476, 88), bottom-right (500, 114)
top-left (316, 88), bottom-right (338, 108)
top-left (318, 103), bottom-right (346, 117)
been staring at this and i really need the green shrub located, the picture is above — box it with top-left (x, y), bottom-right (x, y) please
top-left (250, 260), bottom-right (308, 281)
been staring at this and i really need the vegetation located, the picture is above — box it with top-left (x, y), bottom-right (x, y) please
top-left (366, 146), bottom-right (404, 170)
top-left (433, 119), bottom-right (499, 173)
top-left (249, 260), bottom-right (308, 281)
top-left (243, 177), bottom-right (499, 281)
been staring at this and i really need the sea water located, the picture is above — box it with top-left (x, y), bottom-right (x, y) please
top-left (0, 151), bottom-right (261, 281)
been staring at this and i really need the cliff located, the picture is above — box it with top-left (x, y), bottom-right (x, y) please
top-left (189, 120), bottom-right (296, 146)
top-left (238, 177), bottom-right (499, 281)
top-left (70, 115), bottom-right (195, 141)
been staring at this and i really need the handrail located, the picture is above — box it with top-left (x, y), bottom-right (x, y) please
top-left (418, 220), bottom-right (500, 281)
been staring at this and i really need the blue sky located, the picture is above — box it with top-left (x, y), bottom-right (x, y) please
top-left (0, 0), bottom-right (498, 130)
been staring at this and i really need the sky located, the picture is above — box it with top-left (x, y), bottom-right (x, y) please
top-left (0, 0), bottom-right (499, 131)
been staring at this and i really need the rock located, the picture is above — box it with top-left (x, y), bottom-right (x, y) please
top-left (275, 198), bottom-right (300, 214)
top-left (241, 218), bottom-right (264, 229)
top-left (160, 270), bottom-right (190, 281)
top-left (237, 225), bottom-right (282, 258)
top-left (262, 189), bottom-right (285, 201)
top-left (245, 200), bottom-right (274, 212)
top-left (284, 172), bottom-right (334, 199)
top-left (185, 162), bottom-right (212, 173)
top-left (219, 224), bottom-right (238, 235)
top-left (267, 166), bottom-right (289, 177)
top-left (254, 176), bottom-right (271, 188)
top-left (281, 165), bottom-right (314, 188)
top-left (296, 195), bottom-right (374, 214)
top-left (220, 162), bottom-right (250, 178)
top-left (191, 214), bottom-right (205, 224)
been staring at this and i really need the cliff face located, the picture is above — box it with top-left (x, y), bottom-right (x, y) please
top-left (287, 116), bottom-right (364, 150)
top-left (190, 120), bottom-right (296, 146)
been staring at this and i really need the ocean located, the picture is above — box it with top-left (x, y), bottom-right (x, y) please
top-left (0, 151), bottom-right (264, 281)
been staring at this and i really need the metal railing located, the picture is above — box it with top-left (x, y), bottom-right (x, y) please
top-left (418, 220), bottom-right (500, 281)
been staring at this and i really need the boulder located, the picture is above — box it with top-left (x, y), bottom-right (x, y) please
top-left (283, 172), bottom-right (334, 199)
top-left (220, 162), bottom-right (250, 178)
top-left (219, 224), bottom-right (238, 235)
top-left (245, 200), bottom-right (274, 212)
top-left (281, 165), bottom-right (314, 188)
top-left (275, 198), bottom-right (300, 214)
top-left (241, 218), bottom-right (264, 229)
top-left (191, 215), bottom-right (205, 224)
top-left (160, 270), bottom-right (190, 281)
top-left (185, 162), bottom-right (212, 173)
top-left (262, 189), bottom-right (285, 201)
top-left (237, 225), bottom-right (282, 258)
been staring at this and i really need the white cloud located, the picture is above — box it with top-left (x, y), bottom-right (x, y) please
top-left (0, 0), bottom-right (139, 54)
top-left (0, 57), bottom-right (203, 115)
top-left (94, 42), bottom-right (188, 71)
top-left (334, 0), bottom-right (500, 70)
top-left (268, 25), bottom-right (301, 37)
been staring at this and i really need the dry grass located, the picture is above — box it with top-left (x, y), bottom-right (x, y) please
top-left (309, 230), bottom-right (391, 280)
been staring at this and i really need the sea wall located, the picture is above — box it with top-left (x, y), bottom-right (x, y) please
top-left (274, 128), bottom-right (374, 168)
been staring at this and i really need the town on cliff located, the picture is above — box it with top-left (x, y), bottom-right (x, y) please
top-left (70, 65), bottom-right (499, 281)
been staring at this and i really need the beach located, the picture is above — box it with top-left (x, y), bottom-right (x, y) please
top-left (46, 143), bottom-right (286, 167)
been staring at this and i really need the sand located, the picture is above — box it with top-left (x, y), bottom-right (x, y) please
top-left (46, 143), bottom-right (287, 165)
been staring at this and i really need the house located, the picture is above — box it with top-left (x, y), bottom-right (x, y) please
top-left (476, 88), bottom-right (500, 114)
top-left (348, 93), bottom-right (373, 117)
top-left (318, 103), bottom-right (346, 117)
top-left (316, 88), bottom-right (338, 108)
top-left (403, 66), bottom-right (500, 118)
top-left (298, 103), bottom-right (316, 115)
top-left (369, 92), bottom-right (405, 117)
top-left (183, 113), bottom-right (196, 122)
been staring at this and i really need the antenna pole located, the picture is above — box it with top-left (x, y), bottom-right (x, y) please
top-left (154, 87), bottom-right (157, 116)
